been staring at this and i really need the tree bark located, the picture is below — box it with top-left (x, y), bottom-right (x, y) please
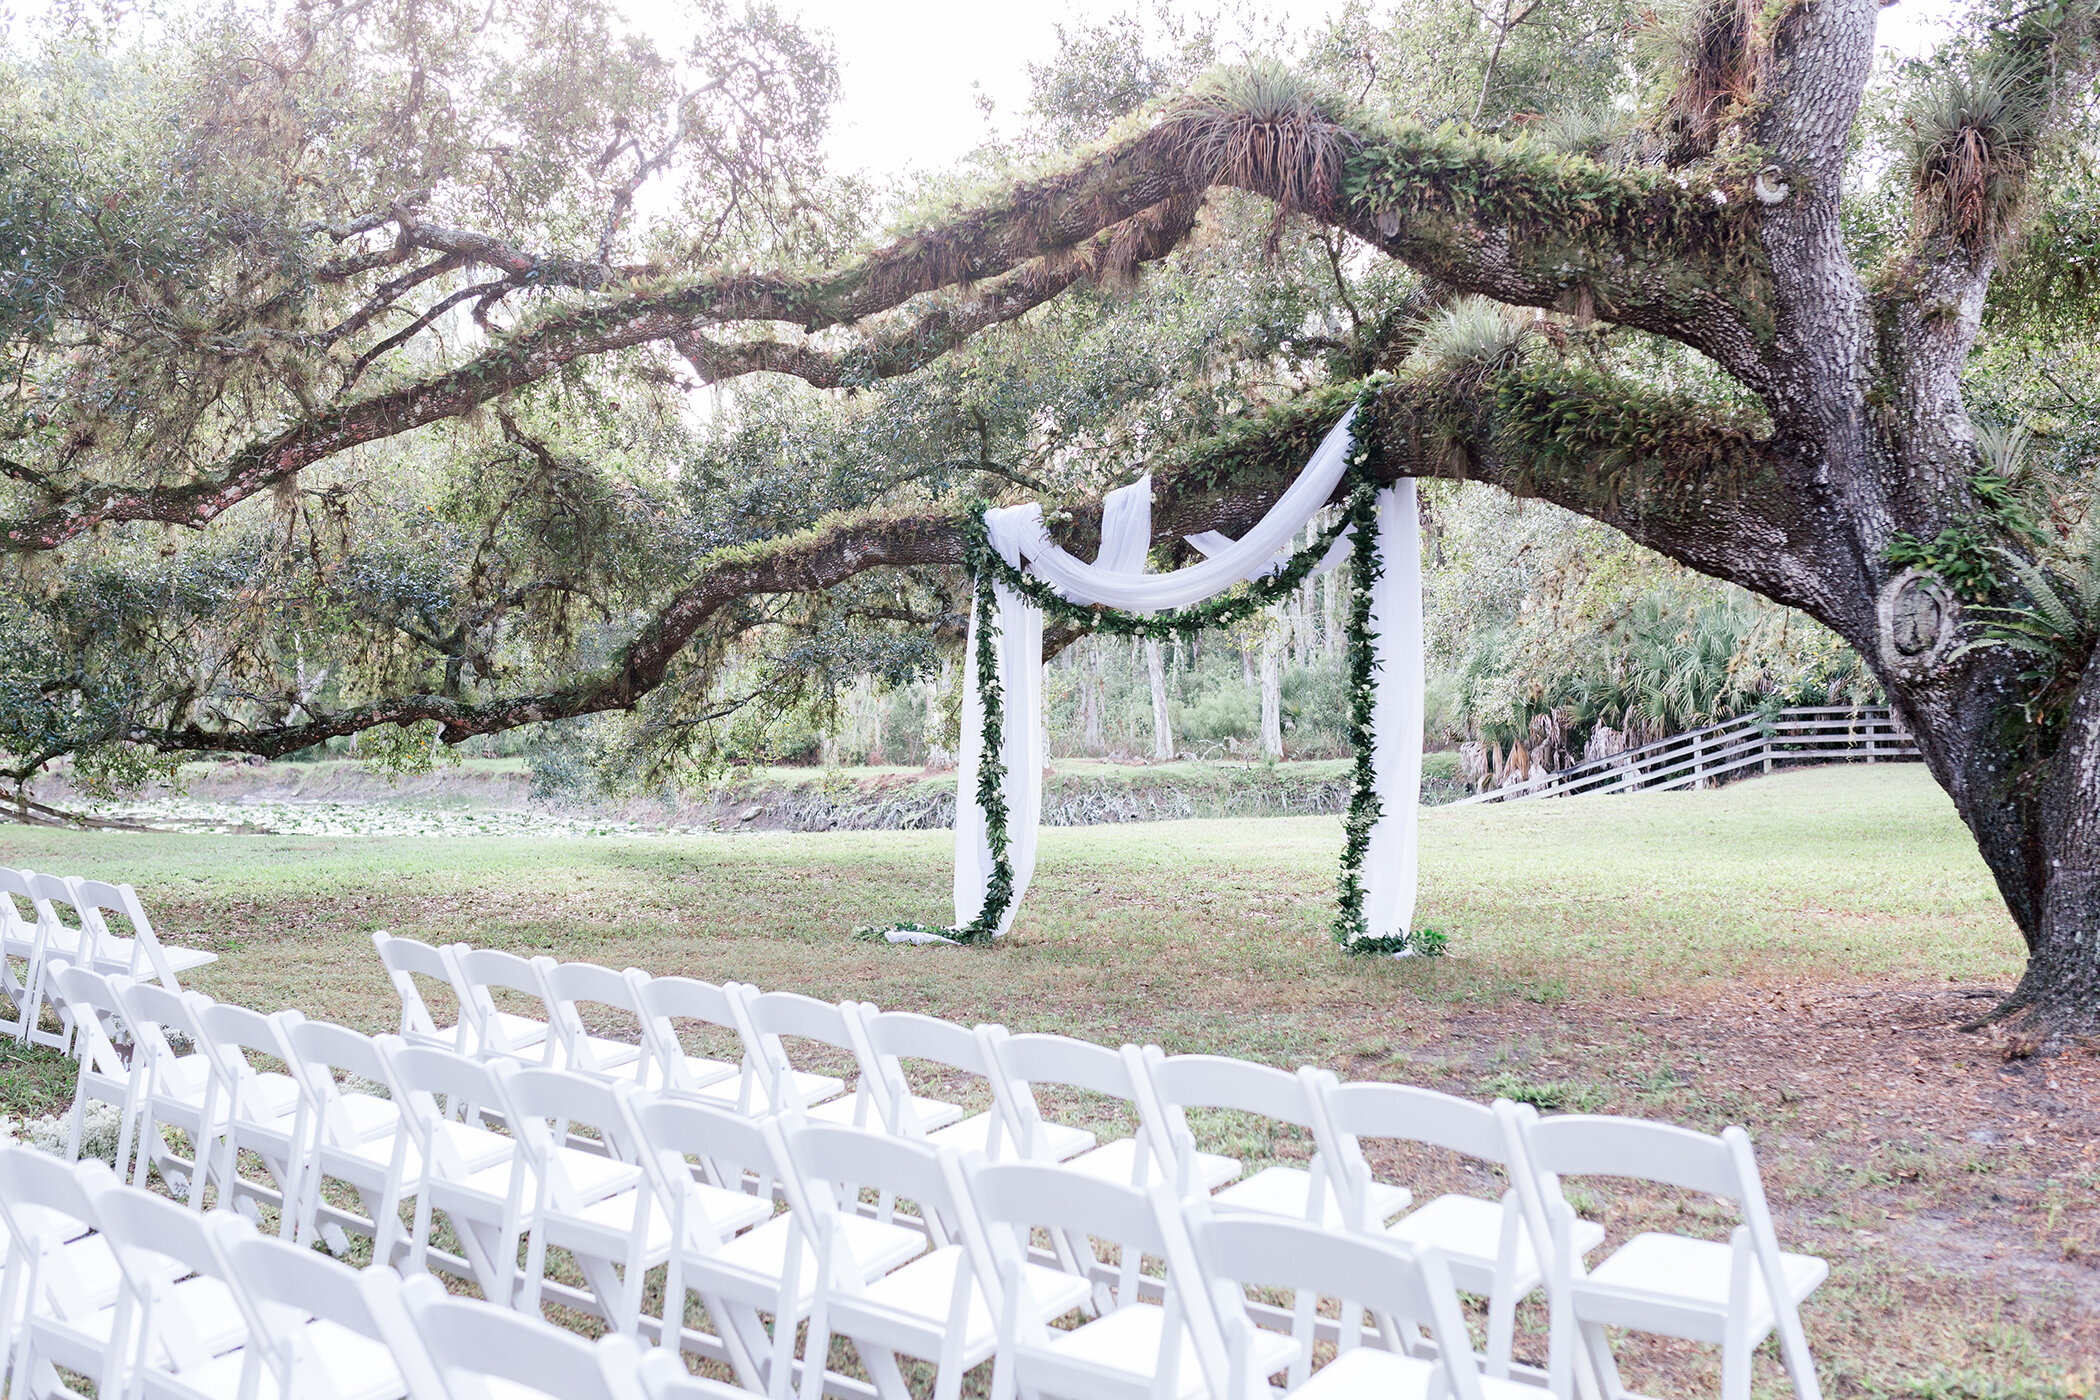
top-left (1147, 640), bottom-right (1175, 762)
top-left (1260, 619), bottom-right (1284, 761)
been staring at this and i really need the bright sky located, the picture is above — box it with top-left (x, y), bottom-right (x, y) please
top-left (767, 0), bottom-right (1966, 182)
top-left (1, 0), bottom-right (1968, 182)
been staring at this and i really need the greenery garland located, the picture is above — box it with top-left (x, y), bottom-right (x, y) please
top-left (864, 378), bottom-right (1443, 956)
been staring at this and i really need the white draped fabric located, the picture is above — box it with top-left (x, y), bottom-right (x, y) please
top-left (929, 408), bottom-right (1425, 946)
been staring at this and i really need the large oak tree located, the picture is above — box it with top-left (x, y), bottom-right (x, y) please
top-left (5, 0), bottom-right (2100, 1029)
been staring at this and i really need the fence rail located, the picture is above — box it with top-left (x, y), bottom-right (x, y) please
top-left (1449, 705), bottom-right (1918, 805)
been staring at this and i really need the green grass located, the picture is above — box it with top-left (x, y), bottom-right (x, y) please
top-left (3, 765), bottom-right (2084, 1395)
top-left (0, 765), bottom-right (2017, 1038)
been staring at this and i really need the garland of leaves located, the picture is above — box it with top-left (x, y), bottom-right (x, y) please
top-left (866, 379), bottom-right (1443, 955)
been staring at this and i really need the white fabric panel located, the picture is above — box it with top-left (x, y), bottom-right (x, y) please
top-left (953, 510), bottom-right (1046, 934)
top-left (1187, 528), bottom-right (1352, 579)
top-left (1096, 476), bottom-right (1154, 574)
top-left (999, 408), bottom-right (1358, 613)
top-left (1360, 480), bottom-right (1425, 943)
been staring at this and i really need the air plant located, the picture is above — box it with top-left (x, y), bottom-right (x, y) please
top-left (1900, 62), bottom-right (2044, 252)
top-left (1957, 520), bottom-right (2100, 741)
top-left (1161, 62), bottom-right (1359, 220)
top-left (1409, 296), bottom-right (1534, 382)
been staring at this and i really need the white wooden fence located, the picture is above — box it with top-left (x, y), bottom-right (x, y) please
top-left (1449, 705), bottom-right (1920, 806)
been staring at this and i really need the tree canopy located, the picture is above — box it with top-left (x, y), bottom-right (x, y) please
top-left (5, 0), bottom-right (2100, 1024)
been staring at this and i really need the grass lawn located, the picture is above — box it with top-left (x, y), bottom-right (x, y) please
top-left (1, 765), bottom-right (2092, 1398)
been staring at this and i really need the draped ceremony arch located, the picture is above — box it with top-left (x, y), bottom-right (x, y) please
top-left (868, 396), bottom-right (1432, 952)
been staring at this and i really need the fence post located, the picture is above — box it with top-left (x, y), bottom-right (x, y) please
top-left (1694, 728), bottom-right (1707, 789)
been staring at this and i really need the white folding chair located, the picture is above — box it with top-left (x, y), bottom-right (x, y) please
top-left (93, 1188), bottom-right (258, 1400)
top-left (448, 947), bottom-right (555, 1064)
top-left (379, 1039), bottom-right (536, 1304)
top-left (1137, 1051), bottom-right (1377, 1224)
top-left (631, 1097), bottom-right (918, 1398)
top-left (0, 1148), bottom-right (144, 1400)
top-left (0, 866), bottom-right (52, 1042)
top-left (20, 873), bottom-right (92, 1050)
top-left (47, 963), bottom-right (149, 1178)
top-left (70, 879), bottom-right (217, 990)
top-left (1508, 1108), bottom-right (1827, 1400)
top-left (854, 1011), bottom-right (1007, 1153)
top-left (538, 960), bottom-right (646, 1079)
top-left (782, 1121), bottom-right (1091, 1400)
top-left (191, 1001), bottom-right (309, 1229)
top-left (399, 1270), bottom-right (650, 1400)
top-left (282, 1018), bottom-right (446, 1259)
top-left (372, 931), bottom-right (474, 1053)
top-left (985, 1033), bottom-right (1165, 1171)
top-left (732, 990), bottom-right (904, 1130)
top-left (118, 980), bottom-right (226, 1207)
top-left (218, 1224), bottom-right (442, 1400)
top-left (504, 1066), bottom-right (763, 1335)
top-left (1174, 1206), bottom-right (1507, 1400)
top-left (628, 973), bottom-right (756, 1102)
top-left (1308, 1078), bottom-right (1597, 1378)
top-left (954, 1160), bottom-right (1262, 1400)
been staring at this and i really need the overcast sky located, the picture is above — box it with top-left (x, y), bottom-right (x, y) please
top-left (2, 0), bottom-right (1966, 182)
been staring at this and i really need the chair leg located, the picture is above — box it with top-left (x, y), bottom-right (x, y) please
top-left (1721, 1338), bottom-right (1752, 1400)
top-left (1485, 1287), bottom-right (1518, 1379)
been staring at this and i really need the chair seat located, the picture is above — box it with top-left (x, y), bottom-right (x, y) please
top-left (1384, 1194), bottom-right (1604, 1295)
top-left (461, 1146), bottom-right (635, 1208)
top-left (91, 939), bottom-right (218, 978)
top-left (692, 1069), bottom-right (842, 1114)
top-left (1581, 1233), bottom-right (1828, 1339)
top-left (1062, 1137), bottom-right (1238, 1192)
top-left (566, 1180), bottom-right (770, 1254)
top-left (804, 1089), bottom-right (965, 1133)
top-left (638, 1053), bottom-right (739, 1093)
top-left (333, 1093), bottom-right (401, 1142)
top-left (851, 1244), bottom-right (1093, 1355)
top-left (1042, 1301), bottom-right (1296, 1399)
top-left (180, 1318), bottom-right (405, 1400)
top-left (1211, 1167), bottom-right (1409, 1227)
top-left (926, 1112), bottom-right (1096, 1163)
top-left (549, 1033), bottom-right (641, 1075)
top-left (478, 1012), bottom-right (549, 1056)
top-left (1290, 1345), bottom-right (1540, 1400)
top-left (711, 1210), bottom-right (925, 1304)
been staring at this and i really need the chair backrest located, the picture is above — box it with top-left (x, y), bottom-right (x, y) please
top-left (735, 989), bottom-right (876, 1116)
top-left (1309, 1075), bottom-right (1509, 1226)
top-left (989, 1033), bottom-right (1156, 1169)
top-left (956, 1161), bottom-right (1213, 1400)
top-left (1519, 1114), bottom-right (1742, 1199)
top-left (116, 978), bottom-right (208, 1078)
top-left (1139, 1050), bottom-right (1322, 1196)
top-left (49, 962), bottom-right (133, 1081)
top-left (285, 1019), bottom-right (396, 1144)
top-left (0, 865), bottom-right (38, 937)
top-left (631, 972), bottom-right (751, 1099)
top-left (26, 871), bottom-right (86, 949)
top-left (856, 1010), bottom-right (1002, 1138)
top-left (220, 1225), bottom-right (443, 1400)
top-left (629, 1096), bottom-right (795, 1246)
top-left (781, 1120), bottom-right (957, 1244)
top-left (379, 1039), bottom-right (514, 1176)
top-left (502, 1066), bottom-right (643, 1210)
top-left (452, 947), bottom-right (554, 1059)
top-left (93, 1188), bottom-right (252, 1377)
top-left (401, 1271), bottom-right (649, 1400)
top-left (0, 1146), bottom-right (116, 1320)
top-left (72, 880), bottom-right (177, 984)
top-left (194, 1001), bottom-right (303, 1117)
top-left (542, 960), bottom-right (647, 1078)
top-left (372, 930), bottom-right (465, 1047)
top-left (1177, 1208), bottom-right (1485, 1400)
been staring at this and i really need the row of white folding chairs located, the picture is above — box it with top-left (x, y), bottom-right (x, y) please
top-left (367, 936), bottom-right (1827, 1400)
top-left (0, 865), bottom-right (213, 1050)
top-left (0, 1143), bottom-right (753, 1400)
top-left (0, 1113), bottom-right (1536, 1400)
